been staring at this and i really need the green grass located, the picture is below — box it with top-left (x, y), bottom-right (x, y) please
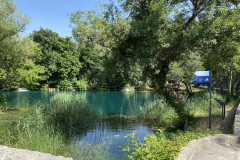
top-left (185, 91), bottom-right (226, 117)
top-left (0, 92), bottom-right (94, 158)
top-left (0, 108), bottom-right (73, 157)
top-left (139, 97), bottom-right (179, 127)
top-left (47, 92), bottom-right (92, 132)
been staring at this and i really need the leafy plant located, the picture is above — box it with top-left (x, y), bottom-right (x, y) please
top-left (136, 81), bottom-right (150, 91)
top-left (58, 80), bottom-right (73, 91)
top-left (0, 93), bottom-right (7, 111)
top-left (0, 93), bottom-right (6, 106)
top-left (76, 79), bottom-right (88, 91)
top-left (121, 129), bottom-right (217, 160)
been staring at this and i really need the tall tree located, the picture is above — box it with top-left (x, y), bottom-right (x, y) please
top-left (116, 0), bottom-right (239, 95)
top-left (32, 28), bottom-right (82, 88)
top-left (200, 5), bottom-right (240, 94)
top-left (70, 4), bottom-right (130, 89)
top-left (0, 0), bottom-right (29, 42)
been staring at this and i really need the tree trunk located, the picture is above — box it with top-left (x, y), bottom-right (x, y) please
top-left (153, 61), bottom-right (170, 97)
top-left (183, 82), bottom-right (193, 97)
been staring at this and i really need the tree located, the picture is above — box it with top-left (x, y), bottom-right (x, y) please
top-left (0, 0), bottom-right (40, 90)
top-left (167, 53), bottom-right (204, 96)
top-left (70, 3), bottom-right (131, 89)
top-left (32, 28), bottom-right (82, 88)
top-left (0, 0), bottom-right (29, 42)
top-left (199, 5), bottom-right (240, 94)
top-left (0, 36), bottom-right (45, 90)
top-left (116, 0), bottom-right (239, 95)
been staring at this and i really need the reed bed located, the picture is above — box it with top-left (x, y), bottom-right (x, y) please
top-left (139, 97), bottom-right (179, 127)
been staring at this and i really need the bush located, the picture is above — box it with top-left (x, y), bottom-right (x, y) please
top-left (136, 81), bottom-right (150, 91)
top-left (121, 130), bottom-right (217, 160)
top-left (58, 80), bottom-right (73, 91)
top-left (139, 98), bottom-right (179, 127)
top-left (76, 80), bottom-right (87, 91)
top-left (0, 93), bottom-right (6, 107)
top-left (0, 93), bottom-right (7, 111)
top-left (40, 84), bottom-right (49, 91)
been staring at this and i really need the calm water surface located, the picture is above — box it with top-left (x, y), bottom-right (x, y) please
top-left (3, 91), bottom-right (157, 160)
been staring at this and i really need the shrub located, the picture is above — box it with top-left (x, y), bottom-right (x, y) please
top-left (0, 93), bottom-right (6, 107)
top-left (121, 130), bottom-right (217, 160)
top-left (136, 81), bottom-right (150, 91)
top-left (40, 84), bottom-right (49, 91)
top-left (58, 80), bottom-right (72, 91)
top-left (139, 98), bottom-right (179, 127)
top-left (76, 80), bottom-right (87, 91)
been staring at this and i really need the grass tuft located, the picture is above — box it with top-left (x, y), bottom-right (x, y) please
top-left (139, 97), bottom-right (179, 127)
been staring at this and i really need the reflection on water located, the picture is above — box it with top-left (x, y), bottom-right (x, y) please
top-left (2, 91), bottom-right (157, 159)
top-left (3, 91), bottom-right (156, 115)
top-left (72, 123), bottom-right (152, 160)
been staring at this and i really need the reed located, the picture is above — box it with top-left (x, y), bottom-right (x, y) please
top-left (139, 97), bottom-right (179, 127)
top-left (1, 108), bottom-right (73, 157)
top-left (48, 92), bottom-right (91, 130)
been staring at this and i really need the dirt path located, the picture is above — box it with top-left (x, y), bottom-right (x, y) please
top-left (221, 105), bottom-right (238, 134)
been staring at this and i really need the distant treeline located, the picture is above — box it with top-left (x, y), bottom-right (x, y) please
top-left (0, 0), bottom-right (239, 96)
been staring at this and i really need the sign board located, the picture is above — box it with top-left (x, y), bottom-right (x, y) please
top-left (194, 71), bottom-right (210, 77)
top-left (193, 76), bottom-right (210, 83)
top-left (193, 71), bottom-right (210, 84)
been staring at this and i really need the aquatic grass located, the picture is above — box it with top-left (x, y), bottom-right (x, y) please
top-left (139, 97), bottom-right (179, 127)
top-left (0, 108), bottom-right (73, 157)
top-left (73, 141), bottom-right (114, 160)
top-left (48, 92), bottom-right (92, 130)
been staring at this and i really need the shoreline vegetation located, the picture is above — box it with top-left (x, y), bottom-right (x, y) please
top-left (0, 89), bottom-right (239, 159)
top-left (0, 0), bottom-right (239, 159)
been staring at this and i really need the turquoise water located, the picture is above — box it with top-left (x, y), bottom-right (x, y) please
top-left (3, 91), bottom-right (157, 159)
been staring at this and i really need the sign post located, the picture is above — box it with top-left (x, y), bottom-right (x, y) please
top-left (193, 70), bottom-right (212, 130)
top-left (209, 71), bottom-right (212, 130)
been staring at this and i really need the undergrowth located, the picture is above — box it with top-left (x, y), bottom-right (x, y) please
top-left (122, 90), bottom-right (237, 160)
top-left (121, 129), bottom-right (219, 160)
top-left (1, 108), bottom-right (73, 157)
top-left (0, 92), bottom-right (93, 157)
top-left (139, 97), bottom-right (179, 127)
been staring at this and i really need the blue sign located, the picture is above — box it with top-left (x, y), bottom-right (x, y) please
top-left (193, 76), bottom-right (210, 83)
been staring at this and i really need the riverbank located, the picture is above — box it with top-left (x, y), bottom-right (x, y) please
top-left (121, 91), bottom-right (239, 159)
top-left (0, 90), bottom-right (239, 159)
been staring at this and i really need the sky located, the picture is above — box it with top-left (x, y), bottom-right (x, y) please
top-left (14, 0), bottom-right (118, 37)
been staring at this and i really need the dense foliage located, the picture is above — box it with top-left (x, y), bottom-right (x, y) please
top-left (0, 0), bottom-right (239, 93)
top-left (0, 1), bottom-right (239, 159)
top-left (121, 129), bottom-right (218, 160)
